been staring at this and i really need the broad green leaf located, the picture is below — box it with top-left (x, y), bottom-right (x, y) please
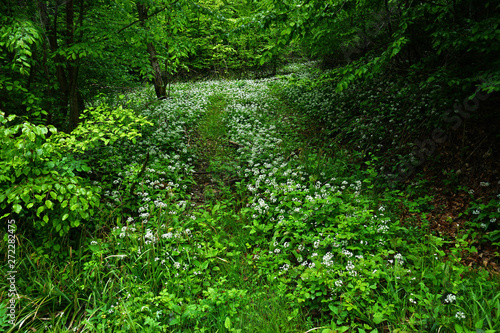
top-left (13, 204), bottom-right (22, 214)
top-left (45, 200), bottom-right (53, 209)
top-left (373, 312), bottom-right (385, 324)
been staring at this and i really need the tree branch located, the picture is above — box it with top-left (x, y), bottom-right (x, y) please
top-left (117, 0), bottom-right (180, 34)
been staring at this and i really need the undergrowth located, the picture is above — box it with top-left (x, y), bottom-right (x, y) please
top-left (1, 64), bottom-right (499, 333)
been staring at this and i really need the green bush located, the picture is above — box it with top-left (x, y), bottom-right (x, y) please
top-left (0, 104), bottom-right (151, 240)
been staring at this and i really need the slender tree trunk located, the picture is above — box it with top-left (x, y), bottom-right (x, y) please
top-left (52, 1), bottom-right (70, 117)
top-left (147, 42), bottom-right (166, 98)
top-left (39, 0), bottom-right (84, 130)
top-left (66, 0), bottom-right (82, 130)
top-left (137, 3), bottom-right (166, 99)
top-left (38, 1), bottom-right (55, 125)
top-left (39, 0), bottom-right (70, 124)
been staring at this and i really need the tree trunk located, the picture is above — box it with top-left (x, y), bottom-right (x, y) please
top-left (147, 42), bottom-right (167, 98)
top-left (39, 0), bottom-right (84, 130)
top-left (49, 1), bottom-right (70, 118)
top-left (39, 0), bottom-right (68, 124)
top-left (137, 3), bottom-right (166, 99)
top-left (66, 0), bottom-right (81, 130)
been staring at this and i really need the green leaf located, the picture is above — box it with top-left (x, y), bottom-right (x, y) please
top-left (62, 213), bottom-right (69, 221)
top-left (45, 200), bottom-right (53, 209)
top-left (169, 317), bottom-right (180, 325)
top-left (13, 204), bottom-right (22, 214)
top-left (80, 197), bottom-right (88, 207)
top-left (373, 312), bottom-right (385, 324)
top-left (224, 317), bottom-right (231, 329)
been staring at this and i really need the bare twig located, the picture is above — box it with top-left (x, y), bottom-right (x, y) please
top-left (117, 0), bottom-right (180, 34)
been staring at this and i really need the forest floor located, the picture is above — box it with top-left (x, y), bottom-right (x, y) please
top-left (3, 63), bottom-right (500, 333)
top-left (402, 93), bottom-right (500, 271)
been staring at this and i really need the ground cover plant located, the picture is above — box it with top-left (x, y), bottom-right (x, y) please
top-left (277, 63), bottom-right (500, 256)
top-left (2, 62), bottom-right (500, 333)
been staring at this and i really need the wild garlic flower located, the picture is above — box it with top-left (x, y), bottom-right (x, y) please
top-left (444, 294), bottom-right (456, 303)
